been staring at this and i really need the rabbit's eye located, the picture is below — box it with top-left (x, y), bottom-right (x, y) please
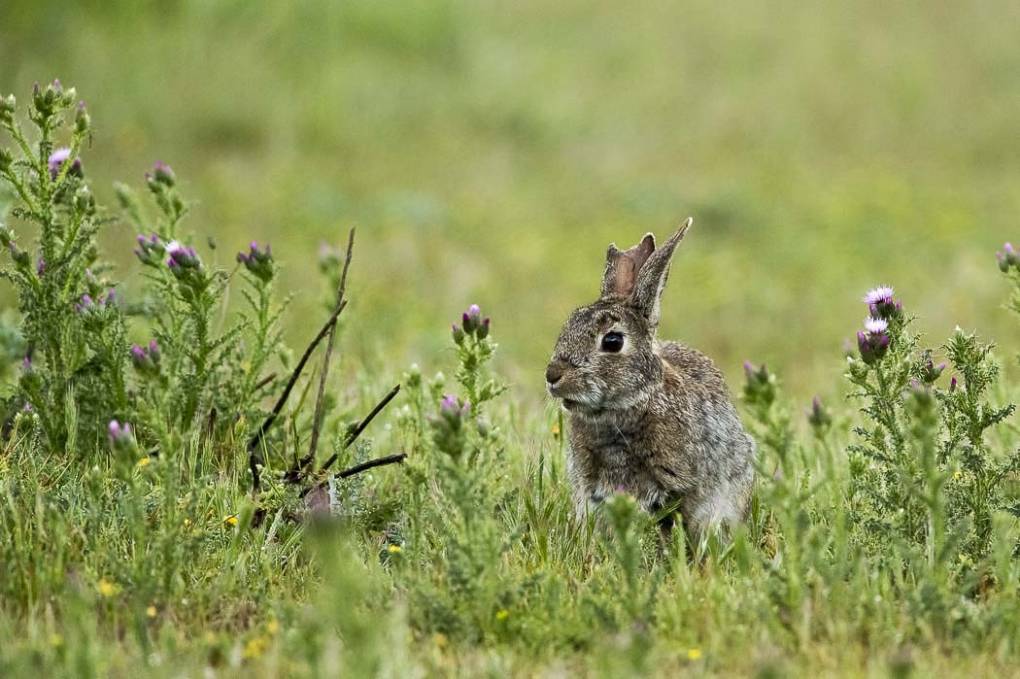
top-left (600, 331), bottom-right (624, 353)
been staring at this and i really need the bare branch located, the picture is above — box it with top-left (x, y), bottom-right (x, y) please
top-left (305, 228), bottom-right (356, 468)
top-left (319, 383), bottom-right (401, 474)
top-left (300, 452), bottom-right (408, 499)
top-left (248, 299), bottom-right (348, 492)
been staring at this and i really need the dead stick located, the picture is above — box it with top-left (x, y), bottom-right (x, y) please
top-left (248, 299), bottom-right (348, 491)
top-left (337, 452), bottom-right (407, 478)
top-left (319, 384), bottom-right (401, 473)
top-left (253, 372), bottom-right (277, 392)
top-left (305, 228), bottom-right (356, 468)
top-left (300, 453), bottom-right (407, 498)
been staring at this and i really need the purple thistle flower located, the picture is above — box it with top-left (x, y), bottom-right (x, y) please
top-left (440, 394), bottom-right (460, 416)
top-left (997, 243), bottom-right (1018, 272)
top-left (75, 294), bottom-right (94, 313)
top-left (48, 148), bottom-right (71, 177)
top-left (130, 339), bottom-right (160, 376)
top-left (36, 258), bottom-right (45, 276)
top-left (864, 286), bottom-right (902, 321)
top-left (47, 147), bottom-right (81, 179)
top-left (863, 286), bottom-right (895, 306)
top-left (166, 241), bottom-right (200, 273)
top-left (21, 356), bottom-right (32, 372)
top-left (864, 317), bottom-right (888, 335)
top-left (108, 419), bottom-right (137, 452)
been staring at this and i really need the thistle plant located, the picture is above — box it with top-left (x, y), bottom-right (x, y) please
top-left (0, 83), bottom-right (287, 463)
top-left (450, 304), bottom-right (504, 411)
top-left (846, 286), bottom-right (1017, 567)
top-left (0, 80), bottom-right (128, 451)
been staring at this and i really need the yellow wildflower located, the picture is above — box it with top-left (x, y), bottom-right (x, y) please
top-left (687, 648), bottom-right (702, 661)
top-left (267, 619), bottom-right (280, 635)
top-left (495, 609), bottom-right (509, 621)
top-left (136, 456), bottom-right (151, 468)
top-left (953, 469), bottom-right (963, 480)
top-left (387, 544), bottom-right (402, 554)
top-left (183, 518), bottom-right (192, 528)
top-left (97, 578), bottom-right (119, 597)
top-left (146, 605), bottom-right (157, 618)
top-left (224, 514), bottom-right (238, 527)
top-left (243, 635), bottom-right (269, 659)
top-left (551, 423), bottom-right (560, 436)
top-left (433, 632), bottom-right (448, 649)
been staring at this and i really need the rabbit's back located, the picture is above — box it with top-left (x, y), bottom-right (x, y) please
top-left (657, 340), bottom-right (756, 525)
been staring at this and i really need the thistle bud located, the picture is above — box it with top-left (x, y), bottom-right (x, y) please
top-left (0, 94), bottom-right (15, 125)
top-left (317, 242), bottom-right (341, 273)
top-left (918, 353), bottom-right (945, 384)
top-left (476, 317), bottom-right (490, 340)
top-left (33, 80), bottom-right (74, 117)
top-left (75, 101), bottom-right (91, 134)
top-left (0, 148), bottom-right (12, 172)
top-left (8, 243), bottom-right (30, 269)
top-left (74, 293), bottom-right (95, 314)
top-left (431, 394), bottom-right (471, 457)
top-left (151, 161), bottom-right (175, 187)
top-left (404, 363), bottom-right (422, 388)
top-left (236, 241), bottom-right (274, 283)
top-left (807, 396), bottom-right (832, 433)
top-left (74, 185), bottom-right (95, 214)
top-left (108, 419), bottom-right (138, 454)
top-left (134, 233), bottom-right (164, 266)
top-left (451, 324), bottom-right (465, 345)
top-left (997, 243), bottom-right (1018, 273)
top-left (130, 340), bottom-right (161, 377)
top-left (742, 360), bottom-right (776, 407)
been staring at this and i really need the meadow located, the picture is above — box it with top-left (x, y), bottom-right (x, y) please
top-left (2, 1), bottom-right (1020, 676)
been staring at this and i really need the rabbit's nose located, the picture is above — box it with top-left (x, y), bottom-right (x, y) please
top-left (545, 361), bottom-right (566, 385)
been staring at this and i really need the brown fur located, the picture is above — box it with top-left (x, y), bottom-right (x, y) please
top-left (546, 219), bottom-right (755, 541)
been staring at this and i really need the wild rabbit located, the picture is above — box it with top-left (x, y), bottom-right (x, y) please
top-left (545, 218), bottom-right (755, 541)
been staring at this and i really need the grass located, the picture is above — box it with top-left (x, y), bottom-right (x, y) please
top-left (2, 1), bottom-right (1020, 676)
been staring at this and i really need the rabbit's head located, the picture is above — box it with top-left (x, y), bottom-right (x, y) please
top-left (546, 219), bottom-right (692, 416)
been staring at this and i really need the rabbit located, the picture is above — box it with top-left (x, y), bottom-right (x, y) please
top-left (545, 218), bottom-right (755, 542)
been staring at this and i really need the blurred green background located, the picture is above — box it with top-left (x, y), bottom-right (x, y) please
top-left (2, 0), bottom-right (1018, 403)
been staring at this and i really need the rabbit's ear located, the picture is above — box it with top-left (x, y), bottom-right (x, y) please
top-left (601, 233), bottom-right (655, 299)
top-left (631, 218), bottom-right (693, 325)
